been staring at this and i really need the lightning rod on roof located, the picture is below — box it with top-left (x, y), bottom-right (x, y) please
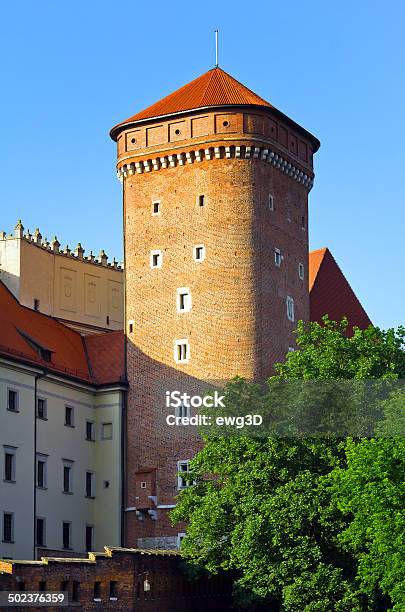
top-left (214, 29), bottom-right (219, 67)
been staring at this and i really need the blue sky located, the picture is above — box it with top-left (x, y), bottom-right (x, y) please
top-left (0, 0), bottom-right (404, 330)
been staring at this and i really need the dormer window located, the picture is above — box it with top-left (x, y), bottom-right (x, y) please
top-left (18, 329), bottom-right (52, 363)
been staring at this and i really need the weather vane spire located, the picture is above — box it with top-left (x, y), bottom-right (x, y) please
top-left (214, 29), bottom-right (219, 67)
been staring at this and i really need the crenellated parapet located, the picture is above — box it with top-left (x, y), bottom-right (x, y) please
top-left (0, 221), bottom-right (123, 270)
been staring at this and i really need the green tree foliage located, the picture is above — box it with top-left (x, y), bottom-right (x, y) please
top-left (171, 320), bottom-right (405, 611)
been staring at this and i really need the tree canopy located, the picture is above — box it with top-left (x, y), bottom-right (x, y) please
top-left (171, 319), bottom-right (405, 611)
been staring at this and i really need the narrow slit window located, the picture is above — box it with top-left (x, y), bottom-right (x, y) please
top-left (150, 250), bottom-right (162, 269)
top-left (274, 248), bottom-right (281, 268)
top-left (198, 195), bottom-right (205, 207)
top-left (177, 288), bottom-right (191, 313)
top-left (193, 245), bottom-right (205, 262)
top-left (152, 201), bottom-right (161, 215)
top-left (298, 263), bottom-right (304, 280)
top-left (174, 339), bottom-right (190, 364)
top-left (286, 296), bottom-right (295, 322)
top-left (268, 194), bottom-right (274, 210)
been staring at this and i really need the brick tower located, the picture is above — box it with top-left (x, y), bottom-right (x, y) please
top-left (110, 67), bottom-right (320, 548)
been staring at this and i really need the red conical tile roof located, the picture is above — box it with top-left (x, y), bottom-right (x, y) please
top-left (110, 67), bottom-right (320, 150)
top-left (111, 67), bottom-right (273, 136)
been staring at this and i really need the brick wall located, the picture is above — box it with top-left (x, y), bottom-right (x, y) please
top-left (119, 108), bottom-right (314, 547)
top-left (0, 547), bottom-right (232, 611)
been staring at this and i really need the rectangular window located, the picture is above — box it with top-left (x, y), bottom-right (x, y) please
top-left (152, 200), bottom-right (161, 215)
top-left (36, 398), bottom-right (47, 419)
top-left (63, 463), bottom-right (73, 493)
top-left (268, 194), bottom-right (274, 210)
top-left (274, 248), bottom-right (281, 267)
top-left (85, 525), bottom-right (93, 551)
top-left (174, 339), bottom-right (190, 364)
top-left (60, 580), bottom-right (69, 594)
top-left (65, 406), bottom-right (74, 426)
top-left (94, 581), bottom-right (101, 601)
top-left (3, 512), bottom-right (14, 543)
top-left (298, 263), bottom-right (304, 280)
top-left (176, 287), bottom-right (191, 313)
top-left (101, 422), bottom-right (113, 440)
top-left (39, 581), bottom-right (46, 592)
top-left (4, 448), bottom-right (16, 482)
top-left (193, 245), bottom-right (205, 262)
top-left (286, 296), bottom-right (295, 322)
top-left (36, 518), bottom-right (46, 547)
top-left (85, 472), bottom-right (95, 498)
top-left (109, 581), bottom-right (118, 599)
top-left (198, 194), bottom-right (205, 207)
top-left (177, 460), bottom-right (194, 489)
top-left (150, 250), bottom-right (162, 269)
top-left (34, 299), bottom-right (40, 312)
top-left (62, 522), bottom-right (71, 549)
top-left (177, 533), bottom-right (186, 549)
top-left (7, 389), bottom-right (18, 412)
top-left (86, 421), bottom-right (95, 441)
top-left (176, 402), bottom-right (190, 420)
top-left (36, 455), bottom-right (47, 488)
top-left (301, 215), bottom-right (306, 229)
top-left (72, 581), bottom-right (80, 602)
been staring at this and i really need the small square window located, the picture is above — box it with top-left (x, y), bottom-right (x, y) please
top-left (7, 389), bottom-right (18, 412)
top-left (274, 248), bottom-right (281, 268)
top-left (140, 481), bottom-right (147, 489)
top-left (298, 263), bottom-right (304, 280)
top-left (286, 296), bottom-right (295, 322)
top-left (65, 406), bottom-right (74, 427)
top-left (268, 194), bottom-right (274, 210)
top-left (197, 195), bottom-right (205, 207)
top-left (150, 250), bottom-right (162, 269)
top-left (36, 398), bottom-right (47, 419)
top-left (152, 200), bottom-right (161, 215)
top-left (193, 245), bottom-right (205, 262)
top-left (101, 422), bottom-right (113, 440)
top-left (174, 339), bottom-right (190, 364)
top-left (176, 287), bottom-right (191, 313)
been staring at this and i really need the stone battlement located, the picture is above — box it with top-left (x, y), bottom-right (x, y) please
top-left (1, 220), bottom-right (123, 271)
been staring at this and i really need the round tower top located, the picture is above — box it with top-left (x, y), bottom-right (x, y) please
top-left (110, 67), bottom-right (320, 151)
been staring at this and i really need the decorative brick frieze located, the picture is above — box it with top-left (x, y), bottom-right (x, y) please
top-left (117, 144), bottom-right (314, 190)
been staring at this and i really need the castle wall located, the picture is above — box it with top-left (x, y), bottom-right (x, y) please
top-left (0, 231), bottom-right (124, 334)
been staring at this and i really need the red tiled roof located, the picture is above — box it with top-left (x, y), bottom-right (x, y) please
top-left (84, 331), bottom-right (124, 386)
top-left (111, 67), bottom-right (272, 132)
top-left (309, 248), bottom-right (371, 330)
top-left (0, 281), bottom-right (125, 386)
